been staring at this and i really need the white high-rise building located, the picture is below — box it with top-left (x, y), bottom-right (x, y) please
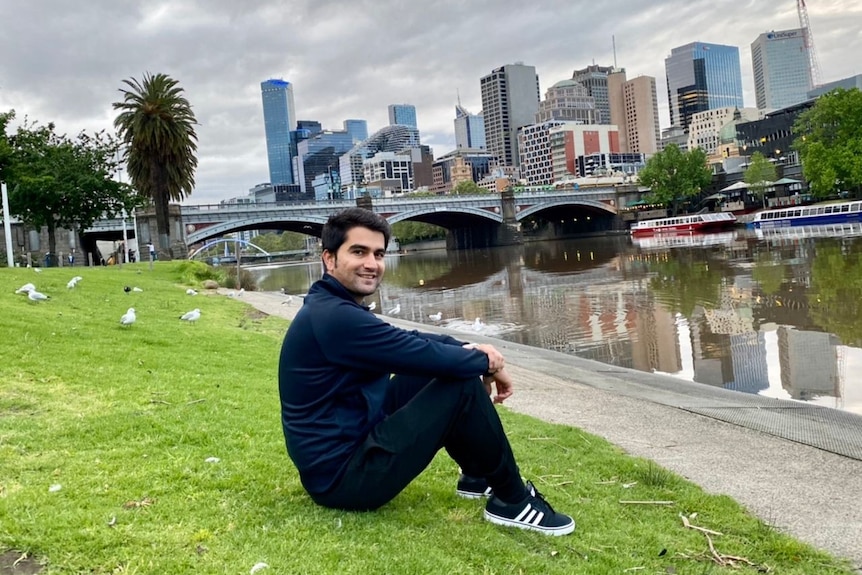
top-left (751, 29), bottom-right (813, 111)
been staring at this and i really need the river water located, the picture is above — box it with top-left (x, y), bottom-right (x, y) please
top-left (248, 226), bottom-right (862, 415)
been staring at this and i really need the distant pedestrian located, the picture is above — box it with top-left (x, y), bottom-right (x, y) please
top-left (68, 251), bottom-right (75, 266)
top-left (147, 242), bottom-right (157, 261)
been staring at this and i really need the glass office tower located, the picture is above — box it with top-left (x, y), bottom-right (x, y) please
top-left (751, 29), bottom-right (813, 110)
top-left (387, 104), bottom-right (418, 128)
top-left (665, 42), bottom-right (744, 131)
top-left (260, 79), bottom-right (297, 185)
top-left (454, 104), bottom-right (486, 150)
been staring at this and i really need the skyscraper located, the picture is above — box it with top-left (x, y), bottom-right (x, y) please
top-left (388, 104), bottom-right (417, 128)
top-left (343, 119), bottom-right (369, 143)
top-left (260, 79), bottom-right (297, 186)
top-left (480, 63), bottom-right (541, 168)
top-left (751, 29), bottom-right (813, 111)
top-left (572, 64), bottom-right (615, 124)
top-left (454, 104), bottom-right (486, 150)
top-left (665, 42), bottom-right (744, 131)
top-left (608, 70), bottom-right (660, 155)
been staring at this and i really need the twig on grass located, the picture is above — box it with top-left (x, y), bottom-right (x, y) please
top-left (619, 500), bottom-right (674, 505)
top-left (679, 513), bottom-right (723, 536)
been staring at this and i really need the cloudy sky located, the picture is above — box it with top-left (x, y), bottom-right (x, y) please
top-left (1, 0), bottom-right (860, 205)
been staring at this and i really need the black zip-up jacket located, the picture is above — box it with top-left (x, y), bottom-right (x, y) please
top-left (278, 274), bottom-right (492, 495)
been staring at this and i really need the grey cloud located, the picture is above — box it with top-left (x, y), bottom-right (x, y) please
top-left (1, 0), bottom-right (860, 204)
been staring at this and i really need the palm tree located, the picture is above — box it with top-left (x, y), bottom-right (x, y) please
top-left (113, 73), bottom-right (197, 258)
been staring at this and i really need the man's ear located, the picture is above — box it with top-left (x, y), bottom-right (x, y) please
top-left (322, 249), bottom-right (335, 273)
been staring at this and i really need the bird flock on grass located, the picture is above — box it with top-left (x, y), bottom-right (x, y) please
top-left (12, 274), bottom-right (206, 329)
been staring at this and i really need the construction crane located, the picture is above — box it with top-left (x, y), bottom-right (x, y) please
top-left (797, 0), bottom-right (823, 87)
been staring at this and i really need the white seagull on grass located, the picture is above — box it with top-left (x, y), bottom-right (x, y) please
top-left (180, 308), bottom-right (201, 323)
top-left (28, 290), bottom-right (49, 302)
top-left (186, 288), bottom-right (198, 296)
top-left (429, 311), bottom-right (442, 321)
top-left (15, 283), bottom-right (36, 294)
top-left (120, 308), bottom-right (136, 327)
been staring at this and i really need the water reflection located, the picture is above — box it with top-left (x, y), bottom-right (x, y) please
top-left (250, 229), bottom-right (862, 415)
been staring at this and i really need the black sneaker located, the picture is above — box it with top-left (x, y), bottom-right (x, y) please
top-left (483, 481), bottom-right (575, 536)
top-left (455, 474), bottom-right (493, 499)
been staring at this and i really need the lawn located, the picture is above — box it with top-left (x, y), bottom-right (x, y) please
top-left (0, 261), bottom-right (855, 574)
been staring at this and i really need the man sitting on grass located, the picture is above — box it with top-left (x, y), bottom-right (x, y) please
top-left (278, 207), bottom-right (574, 536)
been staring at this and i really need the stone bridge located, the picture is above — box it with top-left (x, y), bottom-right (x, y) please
top-left (86, 185), bottom-right (644, 250)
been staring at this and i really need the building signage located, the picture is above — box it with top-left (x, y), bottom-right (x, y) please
top-left (766, 30), bottom-right (801, 40)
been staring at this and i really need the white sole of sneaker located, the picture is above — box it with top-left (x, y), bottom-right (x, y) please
top-left (455, 488), bottom-right (493, 500)
top-left (483, 510), bottom-right (575, 536)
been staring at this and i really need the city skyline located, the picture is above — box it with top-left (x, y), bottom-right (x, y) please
top-left (0, 1), bottom-right (860, 205)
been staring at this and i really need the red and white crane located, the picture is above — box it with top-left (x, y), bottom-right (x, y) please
top-left (797, 0), bottom-right (823, 87)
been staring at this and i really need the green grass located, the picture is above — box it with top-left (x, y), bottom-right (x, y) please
top-left (0, 262), bottom-right (855, 574)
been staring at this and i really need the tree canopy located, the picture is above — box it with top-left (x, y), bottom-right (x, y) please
top-left (637, 144), bottom-right (712, 215)
top-left (452, 180), bottom-right (489, 195)
top-left (114, 73), bottom-right (198, 258)
top-left (2, 110), bottom-right (139, 258)
top-left (743, 151), bottom-right (778, 208)
top-left (793, 88), bottom-right (862, 198)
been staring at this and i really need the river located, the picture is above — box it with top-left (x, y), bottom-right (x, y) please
top-left (248, 226), bottom-right (862, 415)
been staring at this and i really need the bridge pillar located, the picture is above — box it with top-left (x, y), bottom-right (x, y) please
top-left (355, 195), bottom-right (373, 211)
top-left (135, 204), bottom-right (187, 260)
top-left (495, 188), bottom-right (523, 247)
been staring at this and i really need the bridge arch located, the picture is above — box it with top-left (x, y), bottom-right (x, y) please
top-left (387, 206), bottom-right (503, 225)
top-left (188, 238), bottom-right (271, 260)
top-left (515, 199), bottom-right (617, 221)
top-left (187, 215), bottom-right (329, 244)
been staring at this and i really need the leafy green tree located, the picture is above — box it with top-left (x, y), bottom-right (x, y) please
top-left (452, 180), bottom-right (488, 195)
top-left (637, 144), bottom-right (712, 215)
top-left (3, 114), bottom-right (138, 258)
top-left (391, 221), bottom-right (446, 244)
top-left (808, 242), bottom-right (862, 346)
top-left (0, 111), bottom-right (13, 184)
top-left (794, 88), bottom-right (862, 198)
top-left (113, 73), bottom-right (198, 258)
top-left (744, 152), bottom-right (778, 208)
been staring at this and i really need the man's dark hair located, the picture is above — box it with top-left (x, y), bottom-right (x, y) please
top-left (321, 208), bottom-right (391, 253)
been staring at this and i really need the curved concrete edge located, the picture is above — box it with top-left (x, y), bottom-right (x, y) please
top-left (236, 290), bottom-right (862, 568)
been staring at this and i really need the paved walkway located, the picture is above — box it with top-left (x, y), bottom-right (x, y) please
top-left (232, 289), bottom-right (862, 569)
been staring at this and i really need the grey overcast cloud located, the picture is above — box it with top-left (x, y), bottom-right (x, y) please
top-left (1, 0), bottom-right (860, 205)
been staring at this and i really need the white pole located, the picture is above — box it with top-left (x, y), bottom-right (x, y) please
top-left (2, 182), bottom-right (14, 268)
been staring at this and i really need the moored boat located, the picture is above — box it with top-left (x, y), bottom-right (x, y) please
top-left (750, 200), bottom-right (862, 228)
top-left (630, 212), bottom-right (737, 236)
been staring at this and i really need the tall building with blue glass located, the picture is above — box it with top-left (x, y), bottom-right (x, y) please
top-left (751, 29), bottom-right (813, 111)
top-left (454, 104), bottom-right (486, 149)
top-left (665, 42), bottom-right (744, 131)
top-left (344, 119), bottom-right (369, 143)
top-left (261, 79), bottom-right (297, 185)
top-left (388, 104), bottom-right (417, 128)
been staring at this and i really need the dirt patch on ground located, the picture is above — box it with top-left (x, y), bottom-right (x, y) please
top-left (0, 551), bottom-right (43, 575)
top-left (244, 308), bottom-right (269, 321)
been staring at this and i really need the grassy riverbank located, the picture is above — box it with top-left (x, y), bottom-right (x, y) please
top-left (0, 262), bottom-right (855, 574)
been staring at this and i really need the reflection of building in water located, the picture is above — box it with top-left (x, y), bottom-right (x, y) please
top-left (629, 302), bottom-right (681, 374)
top-left (689, 309), bottom-right (734, 386)
top-left (727, 332), bottom-right (769, 393)
top-left (777, 327), bottom-right (840, 400)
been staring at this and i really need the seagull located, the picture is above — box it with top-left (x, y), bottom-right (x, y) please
top-left (186, 288), bottom-right (198, 296)
top-left (367, 301), bottom-right (376, 311)
top-left (73, 276), bottom-right (83, 282)
top-left (15, 283), bottom-right (36, 294)
top-left (28, 290), bottom-right (49, 302)
top-left (120, 307), bottom-right (136, 327)
top-left (472, 317), bottom-right (484, 332)
top-left (132, 287), bottom-right (143, 292)
top-left (387, 304), bottom-right (401, 315)
top-left (180, 308), bottom-right (201, 323)
top-left (429, 311), bottom-right (442, 321)
top-left (282, 295), bottom-right (294, 305)
top-left (67, 278), bottom-right (78, 289)
top-left (237, 288), bottom-right (245, 297)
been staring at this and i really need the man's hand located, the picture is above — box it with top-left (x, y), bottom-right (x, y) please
top-left (463, 343), bottom-right (505, 374)
top-left (482, 367), bottom-right (513, 404)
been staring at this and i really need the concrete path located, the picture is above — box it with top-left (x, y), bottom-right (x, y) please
top-left (232, 289), bottom-right (862, 569)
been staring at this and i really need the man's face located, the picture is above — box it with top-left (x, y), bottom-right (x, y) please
top-left (322, 226), bottom-right (386, 302)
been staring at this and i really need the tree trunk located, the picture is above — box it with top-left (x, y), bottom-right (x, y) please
top-left (47, 221), bottom-right (57, 267)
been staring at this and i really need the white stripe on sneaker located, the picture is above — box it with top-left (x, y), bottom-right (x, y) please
top-left (514, 505), bottom-right (532, 522)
